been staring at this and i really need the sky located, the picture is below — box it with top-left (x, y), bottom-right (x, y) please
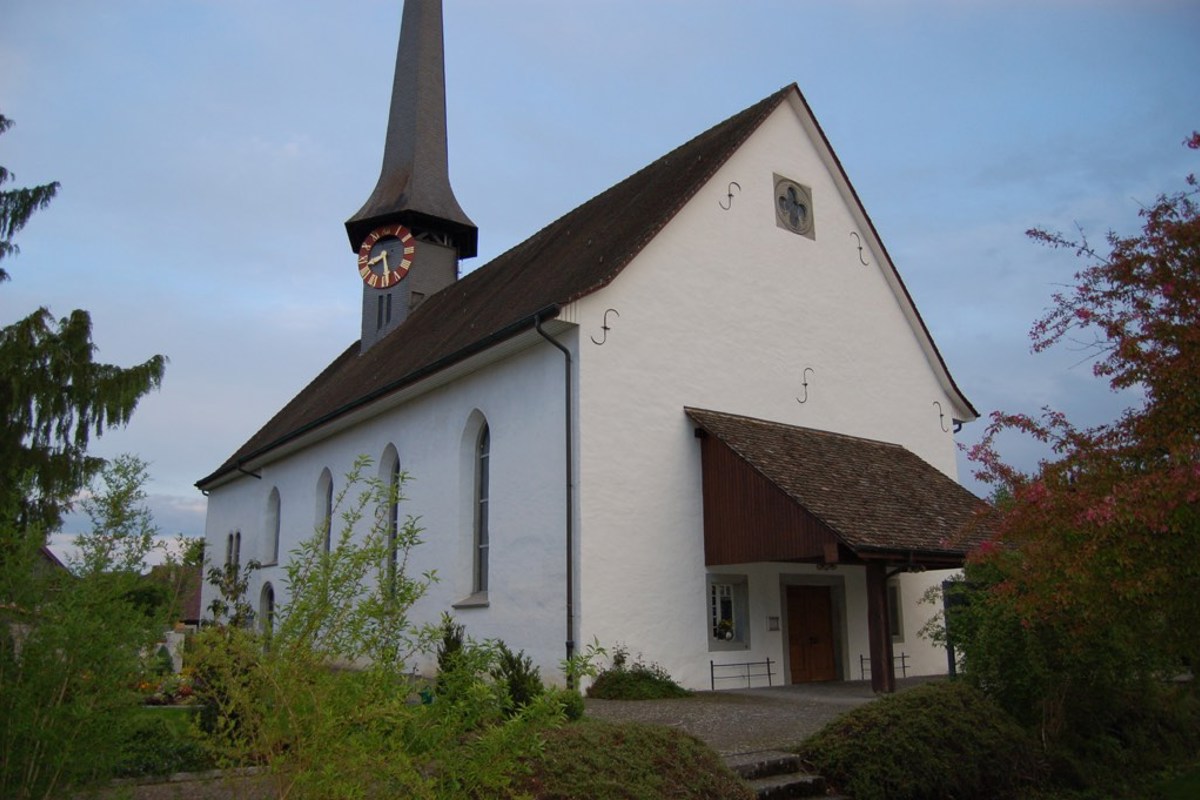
top-left (2, 0), bottom-right (1197, 558)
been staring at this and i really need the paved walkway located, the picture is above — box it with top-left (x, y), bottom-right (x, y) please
top-left (584, 677), bottom-right (938, 756)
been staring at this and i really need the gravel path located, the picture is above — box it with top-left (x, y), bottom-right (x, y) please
top-left (584, 677), bottom-right (936, 756)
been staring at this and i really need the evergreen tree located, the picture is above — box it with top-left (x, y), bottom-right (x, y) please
top-left (0, 113), bottom-right (166, 553)
top-left (0, 114), bottom-right (58, 280)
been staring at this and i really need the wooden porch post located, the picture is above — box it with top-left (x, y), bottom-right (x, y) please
top-left (865, 562), bottom-right (895, 694)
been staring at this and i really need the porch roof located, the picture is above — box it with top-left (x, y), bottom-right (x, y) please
top-left (685, 408), bottom-right (992, 566)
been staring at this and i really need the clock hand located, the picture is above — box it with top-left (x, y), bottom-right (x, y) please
top-left (380, 250), bottom-right (391, 274)
top-left (367, 253), bottom-right (385, 267)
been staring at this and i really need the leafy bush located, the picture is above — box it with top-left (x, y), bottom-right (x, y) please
top-left (799, 680), bottom-right (1041, 800)
top-left (492, 641), bottom-right (545, 715)
top-left (586, 645), bottom-right (691, 700)
top-left (114, 713), bottom-right (212, 778)
top-left (435, 613), bottom-right (466, 695)
top-left (188, 624), bottom-right (267, 763)
top-left (1042, 682), bottom-right (1200, 796)
top-left (0, 456), bottom-right (182, 799)
top-left (186, 458), bottom-right (566, 799)
top-left (549, 687), bottom-right (586, 722)
top-left (514, 719), bottom-right (754, 799)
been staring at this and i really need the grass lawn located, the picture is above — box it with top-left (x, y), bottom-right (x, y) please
top-left (118, 705), bottom-right (212, 778)
top-left (134, 704), bottom-right (201, 736)
top-left (1157, 763), bottom-right (1200, 799)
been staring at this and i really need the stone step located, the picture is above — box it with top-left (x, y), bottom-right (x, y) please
top-left (723, 750), bottom-right (828, 799)
top-left (745, 771), bottom-right (827, 798)
top-left (724, 749), bottom-right (803, 780)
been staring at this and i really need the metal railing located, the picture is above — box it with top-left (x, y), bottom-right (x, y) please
top-left (858, 651), bottom-right (909, 680)
top-left (710, 658), bottom-right (774, 690)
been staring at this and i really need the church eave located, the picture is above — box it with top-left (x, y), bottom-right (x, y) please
top-left (196, 303), bottom-right (562, 491)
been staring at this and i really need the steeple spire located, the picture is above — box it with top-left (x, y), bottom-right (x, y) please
top-left (345, 0), bottom-right (477, 259)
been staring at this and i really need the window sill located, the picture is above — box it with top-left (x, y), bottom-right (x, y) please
top-left (452, 591), bottom-right (489, 609)
top-left (707, 638), bottom-right (750, 653)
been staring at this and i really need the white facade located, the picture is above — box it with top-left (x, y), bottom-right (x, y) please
top-left (202, 93), bottom-right (974, 690)
top-left (569, 98), bottom-right (967, 688)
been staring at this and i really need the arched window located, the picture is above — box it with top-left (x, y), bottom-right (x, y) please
top-left (473, 424), bottom-right (490, 594)
top-left (316, 469), bottom-right (334, 553)
top-left (259, 582), bottom-right (275, 639)
top-left (380, 445), bottom-right (401, 591)
top-left (264, 488), bottom-right (281, 564)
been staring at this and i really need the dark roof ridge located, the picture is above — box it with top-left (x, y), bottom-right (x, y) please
top-left (440, 83), bottom-right (796, 306)
top-left (685, 406), bottom-right (911, 451)
top-left (359, 83), bottom-right (795, 356)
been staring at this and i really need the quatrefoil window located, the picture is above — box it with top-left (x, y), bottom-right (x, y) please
top-left (773, 175), bottom-right (815, 239)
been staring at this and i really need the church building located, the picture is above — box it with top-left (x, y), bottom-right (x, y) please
top-left (197, 0), bottom-right (989, 693)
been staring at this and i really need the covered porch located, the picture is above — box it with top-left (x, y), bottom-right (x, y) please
top-left (686, 407), bottom-right (991, 693)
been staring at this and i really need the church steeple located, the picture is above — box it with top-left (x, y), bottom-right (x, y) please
top-left (346, 0), bottom-right (476, 258)
top-left (347, 1), bottom-right (475, 352)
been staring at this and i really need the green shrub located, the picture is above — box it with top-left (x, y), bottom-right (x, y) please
top-left (492, 642), bottom-right (545, 715)
top-left (151, 644), bottom-right (175, 676)
top-left (514, 719), bottom-right (753, 799)
top-left (185, 459), bottom-right (566, 799)
top-left (114, 713), bottom-right (212, 778)
top-left (586, 645), bottom-right (691, 700)
top-left (1043, 681), bottom-right (1200, 796)
top-left (435, 614), bottom-right (466, 695)
top-left (800, 680), bottom-right (1041, 800)
top-left (0, 457), bottom-right (181, 799)
top-left (550, 687), bottom-right (586, 721)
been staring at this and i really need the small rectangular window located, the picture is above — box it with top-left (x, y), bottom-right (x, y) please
top-left (707, 574), bottom-right (749, 651)
top-left (711, 583), bottom-right (735, 640)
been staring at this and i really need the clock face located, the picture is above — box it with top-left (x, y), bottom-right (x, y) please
top-left (357, 223), bottom-right (415, 289)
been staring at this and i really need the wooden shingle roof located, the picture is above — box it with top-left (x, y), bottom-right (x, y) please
top-left (198, 86), bottom-right (793, 488)
top-left (199, 83), bottom-right (975, 490)
top-left (685, 407), bottom-right (992, 558)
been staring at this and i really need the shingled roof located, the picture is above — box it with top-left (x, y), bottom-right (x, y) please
top-left (198, 86), bottom-right (794, 488)
top-left (685, 407), bottom-right (992, 558)
top-left (199, 83), bottom-right (974, 489)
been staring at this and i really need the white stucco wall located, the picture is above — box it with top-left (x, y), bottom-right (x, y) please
top-left (571, 99), bottom-right (972, 689)
top-left (201, 96), bottom-right (977, 692)
top-left (202, 334), bottom-right (576, 681)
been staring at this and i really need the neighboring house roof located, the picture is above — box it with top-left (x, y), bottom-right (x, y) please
top-left (146, 563), bottom-right (203, 624)
top-left (685, 407), bottom-right (993, 558)
top-left (199, 83), bottom-right (973, 489)
top-left (38, 545), bottom-right (69, 573)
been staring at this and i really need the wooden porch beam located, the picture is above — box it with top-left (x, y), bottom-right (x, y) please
top-left (865, 562), bottom-right (895, 694)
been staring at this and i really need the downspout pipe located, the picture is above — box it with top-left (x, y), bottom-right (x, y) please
top-left (535, 313), bottom-right (575, 685)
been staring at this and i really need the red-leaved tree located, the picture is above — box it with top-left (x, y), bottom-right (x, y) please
top-left (967, 133), bottom-right (1199, 690)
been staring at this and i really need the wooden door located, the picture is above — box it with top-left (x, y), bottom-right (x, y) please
top-left (787, 585), bottom-right (837, 682)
